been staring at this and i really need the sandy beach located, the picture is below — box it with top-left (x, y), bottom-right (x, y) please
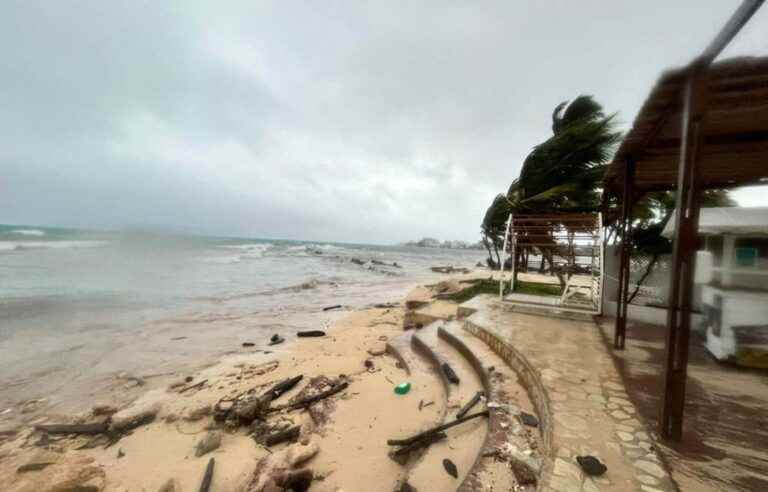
top-left (0, 272), bottom-right (535, 492)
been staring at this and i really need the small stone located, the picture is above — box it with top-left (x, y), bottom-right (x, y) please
top-left (442, 458), bottom-right (458, 478)
top-left (519, 411), bottom-right (539, 428)
top-left (184, 404), bottom-right (212, 422)
top-left (608, 396), bottom-right (631, 406)
top-left (576, 455), bottom-right (607, 476)
top-left (195, 431), bottom-right (222, 457)
top-left (117, 448), bottom-right (125, 459)
top-left (364, 359), bottom-right (374, 369)
top-left (367, 344), bottom-right (387, 356)
top-left (92, 404), bottom-right (117, 416)
top-left (641, 487), bottom-right (664, 492)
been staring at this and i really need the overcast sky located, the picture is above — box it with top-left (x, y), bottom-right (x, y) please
top-left (1, 1), bottom-right (766, 244)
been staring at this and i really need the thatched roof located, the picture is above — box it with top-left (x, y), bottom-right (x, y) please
top-left (603, 56), bottom-right (768, 195)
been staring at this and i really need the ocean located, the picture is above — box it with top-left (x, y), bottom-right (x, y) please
top-left (0, 225), bottom-right (484, 419)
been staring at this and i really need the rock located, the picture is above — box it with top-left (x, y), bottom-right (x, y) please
top-left (157, 478), bottom-right (181, 492)
top-left (399, 482), bottom-right (417, 492)
top-left (109, 390), bottom-right (166, 433)
top-left (269, 334), bottom-right (285, 345)
top-left (577, 455), bottom-right (607, 476)
top-left (246, 440), bottom-right (319, 491)
top-left (195, 431), bottom-right (222, 457)
top-left (367, 344), bottom-right (387, 356)
top-left (91, 404), bottom-right (117, 416)
top-left (117, 448), bottom-right (125, 459)
top-left (24, 455), bottom-right (106, 492)
top-left (519, 411), bottom-right (539, 428)
top-left (184, 403), bottom-right (212, 422)
top-left (404, 287), bottom-right (432, 311)
top-left (442, 458), bottom-right (458, 478)
top-left (363, 359), bottom-right (374, 370)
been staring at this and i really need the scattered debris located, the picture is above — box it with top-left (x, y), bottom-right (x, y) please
top-left (195, 431), bottom-right (222, 457)
top-left (364, 359), bottom-right (374, 370)
top-left (394, 382), bottom-right (411, 395)
top-left (441, 362), bottom-right (460, 385)
top-left (297, 330), bottom-right (325, 338)
top-left (519, 411), bottom-right (539, 428)
top-left (117, 448), bottom-right (125, 459)
top-left (269, 334), bottom-right (285, 345)
top-left (322, 305), bottom-right (342, 311)
top-left (198, 457), bottom-right (215, 492)
top-left (245, 440), bottom-right (319, 491)
top-left (179, 379), bottom-right (208, 394)
top-left (576, 455), bottom-right (607, 476)
top-left (263, 425), bottom-right (301, 447)
top-left (456, 391), bottom-right (485, 420)
top-left (390, 432), bottom-right (446, 464)
top-left (399, 481), bottom-right (417, 492)
top-left (442, 458), bottom-right (458, 478)
top-left (242, 342), bottom-right (255, 347)
top-left (388, 410), bottom-right (489, 447)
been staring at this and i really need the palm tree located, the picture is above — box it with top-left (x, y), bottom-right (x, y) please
top-left (481, 194), bottom-right (511, 268)
top-left (504, 95), bottom-right (621, 286)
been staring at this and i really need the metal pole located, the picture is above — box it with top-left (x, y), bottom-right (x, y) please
top-left (614, 156), bottom-right (635, 350)
top-left (499, 214), bottom-right (512, 299)
top-left (660, 68), bottom-right (707, 441)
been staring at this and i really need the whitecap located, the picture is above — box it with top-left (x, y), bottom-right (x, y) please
top-left (10, 229), bottom-right (46, 236)
top-left (0, 240), bottom-right (108, 252)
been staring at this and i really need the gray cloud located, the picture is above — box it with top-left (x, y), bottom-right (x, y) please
top-left (1, 1), bottom-right (766, 243)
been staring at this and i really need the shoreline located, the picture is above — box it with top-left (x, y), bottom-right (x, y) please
top-left (0, 271), bottom-right (496, 491)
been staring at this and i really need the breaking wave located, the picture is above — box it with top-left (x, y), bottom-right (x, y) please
top-left (0, 240), bottom-right (109, 252)
top-left (10, 229), bottom-right (46, 236)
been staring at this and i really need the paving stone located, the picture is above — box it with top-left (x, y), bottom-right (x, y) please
top-left (635, 431), bottom-right (650, 441)
top-left (557, 447), bottom-right (573, 459)
top-left (623, 418), bottom-right (642, 427)
top-left (610, 410), bottom-right (630, 420)
top-left (603, 382), bottom-right (624, 391)
top-left (555, 413), bottom-right (588, 432)
top-left (548, 474), bottom-right (582, 492)
top-left (608, 397), bottom-right (631, 406)
top-left (616, 431), bottom-right (634, 442)
top-left (582, 478), bottom-right (600, 492)
top-left (554, 457), bottom-right (583, 482)
top-left (614, 424), bottom-right (634, 433)
top-left (587, 395), bottom-right (606, 404)
top-left (637, 474), bottom-right (660, 486)
top-left (640, 486), bottom-right (663, 492)
top-left (606, 403), bottom-right (619, 410)
top-left (634, 460), bottom-right (666, 478)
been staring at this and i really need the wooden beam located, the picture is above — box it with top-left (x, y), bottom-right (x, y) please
top-left (660, 68), bottom-right (708, 441)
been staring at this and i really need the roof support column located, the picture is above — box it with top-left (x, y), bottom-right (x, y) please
top-left (614, 156), bottom-right (635, 349)
top-left (660, 68), bottom-right (708, 441)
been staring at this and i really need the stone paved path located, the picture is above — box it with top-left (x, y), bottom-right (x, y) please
top-left (462, 296), bottom-right (677, 492)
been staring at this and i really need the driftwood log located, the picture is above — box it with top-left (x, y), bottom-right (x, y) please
top-left (456, 391), bottom-right (484, 420)
top-left (34, 423), bottom-right (108, 435)
top-left (387, 410), bottom-right (489, 447)
top-left (198, 457), bottom-right (215, 492)
top-left (268, 381), bottom-right (349, 413)
top-left (390, 431), bottom-right (446, 463)
top-left (263, 425), bottom-right (301, 446)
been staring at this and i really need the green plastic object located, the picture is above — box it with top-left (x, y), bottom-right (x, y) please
top-left (394, 382), bottom-right (411, 395)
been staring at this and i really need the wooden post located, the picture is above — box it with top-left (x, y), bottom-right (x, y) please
top-left (660, 67), bottom-right (708, 441)
top-left (614, 157), bottom-right (635, 350)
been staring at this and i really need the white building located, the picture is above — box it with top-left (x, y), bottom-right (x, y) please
top-left (663, 207), bottom-right (768, 368)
